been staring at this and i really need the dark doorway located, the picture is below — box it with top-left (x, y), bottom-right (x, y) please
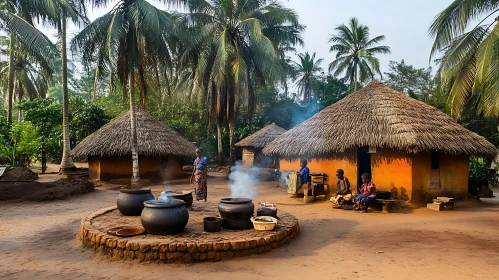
top-left (357, 146), bottom-right (372, 190)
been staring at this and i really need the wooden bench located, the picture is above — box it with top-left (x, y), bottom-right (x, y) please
top-left (370, 199), bottom-right (395, 213)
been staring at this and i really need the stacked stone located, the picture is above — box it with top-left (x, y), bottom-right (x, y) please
top-left (79, 207), bottom-right (300, 263)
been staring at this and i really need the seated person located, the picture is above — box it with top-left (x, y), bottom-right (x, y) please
top-left (352, 173), bottom-right (376, 212)
top-left (330, 169), bottom-right (351, 207)
top-left (298, 158), bottom-right (310, 189)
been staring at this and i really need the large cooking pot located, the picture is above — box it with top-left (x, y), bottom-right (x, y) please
top-left (141, 199), bottom-right (189, 235)
top-left (117, 189), bottom-right (155, 216)
top-left (218, 198), bottom-right (254, 230)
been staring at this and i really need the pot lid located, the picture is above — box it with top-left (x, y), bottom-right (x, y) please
top-left (144, 199), bottom-right (185, 208)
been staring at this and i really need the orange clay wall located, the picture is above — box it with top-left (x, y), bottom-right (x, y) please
top-left (371, 148), bottom-right (413, 200)
top-left (89, 156), bottom-right (184, 181)
top-left (279, 149), bottom-right (357, 194)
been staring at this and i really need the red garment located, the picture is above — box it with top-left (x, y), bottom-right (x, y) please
top-left (360, 181), bottom-right (376, 197)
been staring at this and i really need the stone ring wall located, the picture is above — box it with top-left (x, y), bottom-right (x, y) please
top-left (78, 206), bottom-right (300, 263)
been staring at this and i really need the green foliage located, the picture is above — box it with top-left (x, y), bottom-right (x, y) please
top-left (11, 121), bottom-right (40, 165)
top-left (312, 75), bottom-right (350, 110)
top-left (294, 52), bottom-right (323, 105)
top-left (469, 157), bottom-right (487, 179)
top-left (383, 60), bottom-right (435, 102)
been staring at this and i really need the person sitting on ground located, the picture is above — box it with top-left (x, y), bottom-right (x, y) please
top-left (330, 169), bottom-right (351, 207)
top-left (298, 159), bottom-right (310, 191)
top-left (352, 173), bottom-right (376, 212)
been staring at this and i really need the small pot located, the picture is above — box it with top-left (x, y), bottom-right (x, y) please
top-left (140, 199), bottom-right (189, 235)
top-left (218, 198), bottom-right (254, 230)
top-left (204, 217), bottom-right (222, 232)
top-left (117, 189), bottom-right (155, 216)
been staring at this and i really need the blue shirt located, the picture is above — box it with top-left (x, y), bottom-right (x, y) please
top-left (300, 167), bottom-right (310, 183)
top-left (194, 157), bottom-right (209, 170)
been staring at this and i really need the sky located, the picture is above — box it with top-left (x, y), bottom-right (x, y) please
top-left (41, 0), bottom-right (452, 75)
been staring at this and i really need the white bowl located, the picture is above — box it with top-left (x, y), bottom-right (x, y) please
top-left (251, 216), bottom-right (278, 231)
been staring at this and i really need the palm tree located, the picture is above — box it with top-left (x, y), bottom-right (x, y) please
top-left (328, 17), bottom-right (390, 91)
top-left (294, 52), bottom-right (323, 105)
top-left (72, 0), bottom-right (175, 188)
top-left (181, 0), bottom-right (302, 165)
top-left (0, 1), bottom-right (60, 123)
top-left (429, 0), bottom-right (499, 118)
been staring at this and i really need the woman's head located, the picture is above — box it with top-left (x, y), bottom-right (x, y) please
top-left (300, 159), bottom-right (307, 167)
top-left (361, 173), bottom-right (371, 183)
top-left (195, 147), bottom-right (203, 157)
top-left (336, 169), bottom-right (344, 179)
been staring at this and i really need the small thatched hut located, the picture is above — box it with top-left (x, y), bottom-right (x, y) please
top-left (72, 109), bottom-right (196, 181)
top-left (263, 81), bottom-right (497, 201)
top-left (235, 123), bottom-right (286, 167)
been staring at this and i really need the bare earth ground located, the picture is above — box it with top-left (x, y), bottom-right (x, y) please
top-left (1, 169), bottom-right (499, 279)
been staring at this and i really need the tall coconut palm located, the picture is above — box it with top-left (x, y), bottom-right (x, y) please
top-left (429, 0), bottom-right (499, 118)
top-left (181, 0), bottom-right (303, 165)
top-left (294, 52), bottom-right (323, 105)
top-left (328, 17), bottom-right (390, 91)
top-left (72, 0), bottom-right (175, 188)
top-left (0, 1), bottom-right (60, 123)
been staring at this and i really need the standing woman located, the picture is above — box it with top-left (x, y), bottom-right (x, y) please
top-left (191, 148), bottom-right (209, 201)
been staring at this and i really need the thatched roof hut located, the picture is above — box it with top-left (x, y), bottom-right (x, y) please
top-left (263, 81), bottom-right (496, 157)
top-left (72, 109), bottom-right (196, 181)
top-left (235, 123), bottom-right (286, 148)
top-left (72, 109), bottom-right (196, 158)
top-left (235, 123), bottom-right (286, 167)
top-left (267, 81), bottom-right (497, 202)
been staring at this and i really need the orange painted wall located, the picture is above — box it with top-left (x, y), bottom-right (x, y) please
top-left (89, 156), bottom-right (184, 181)
top-left (371, 148), bottom-right (413, 200)
top-left (279, 149), bottom-right (357, 194)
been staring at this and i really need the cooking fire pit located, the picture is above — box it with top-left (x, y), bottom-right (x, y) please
top-left (218, 198), bottom-right (255, 230)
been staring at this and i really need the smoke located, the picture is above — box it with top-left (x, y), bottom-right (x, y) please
top-left (228, 161), bottom-right (259, 199)
top-left (279, 172), bottom-right (290, 189)
top-left (158, 191), bottom-right (173, 203)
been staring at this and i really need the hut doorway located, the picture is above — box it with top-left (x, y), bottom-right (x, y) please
top-left (357, 146), bottom-right (371, 188)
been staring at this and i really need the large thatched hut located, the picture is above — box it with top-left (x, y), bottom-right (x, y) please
top-left (263, 81), bottom-right (497, 201)
top-left (72, 109), bottom-right (196, 181)
top-left (235, 123), bottom-right (286, 167)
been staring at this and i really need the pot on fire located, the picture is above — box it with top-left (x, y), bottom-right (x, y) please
top-left (218, 198), bottom-right (254, 230)
top-left (140, 199), bottom-right (189, 235)
top-left (117, 189), bottom-right (155, 216)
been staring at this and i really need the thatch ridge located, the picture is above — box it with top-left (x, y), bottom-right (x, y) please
top-left (72, 109), bottom-right (196, 157)
top-left (235, 123), bottom-right (286, 149)
top-left (263, 81), bottom-right (497, 157)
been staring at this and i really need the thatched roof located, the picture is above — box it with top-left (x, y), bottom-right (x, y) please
top-left (263, 81), bottom-right (497, 157)
top-left (72, 109), bottom-right (196, 157)
top-left (235, 123), bottom-right (286, 149)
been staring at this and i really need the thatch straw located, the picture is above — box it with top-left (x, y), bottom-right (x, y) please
top-left (235, 123), bottom-right (286, 149)
top-left (263, 81), bottom-right (497, 157)
top-left (72, 109), bottom-right (196, 157)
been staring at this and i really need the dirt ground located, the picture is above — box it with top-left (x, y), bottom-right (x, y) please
top-left (1, 173), bottom-right (499, 280)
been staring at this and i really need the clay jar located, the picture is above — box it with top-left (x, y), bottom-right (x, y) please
top-left (117, 189), bottom-right (155, 216)
top-left (141, 199), bottom-right (189, 235)
top-left (218, 198), bottom-right (254, 230)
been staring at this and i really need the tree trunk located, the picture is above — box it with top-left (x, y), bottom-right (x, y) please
top-left (59, 16), bottom-right (76, 174)
top-left (228, 119), bottom-right (236, 166)
top-left (129, 72), bottom-right (141, 189)
top-left (217, 121), bottom-right (224, 166)
top-left (7, 33), bottom-right (15, 124)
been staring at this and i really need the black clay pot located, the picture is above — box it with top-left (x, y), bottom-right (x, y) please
top-left (218, 198), bottom-right (254, 230)
top-left (140, 199), bottom-right (189, 235)
top-left (165, 191), bottom-right (193, 207)
top-left (117, 189), bottom-right (155, 216)
top-left (204, 217), bottom-right (223, 232)
top-left (257, 207), bottom-right (277, 218)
